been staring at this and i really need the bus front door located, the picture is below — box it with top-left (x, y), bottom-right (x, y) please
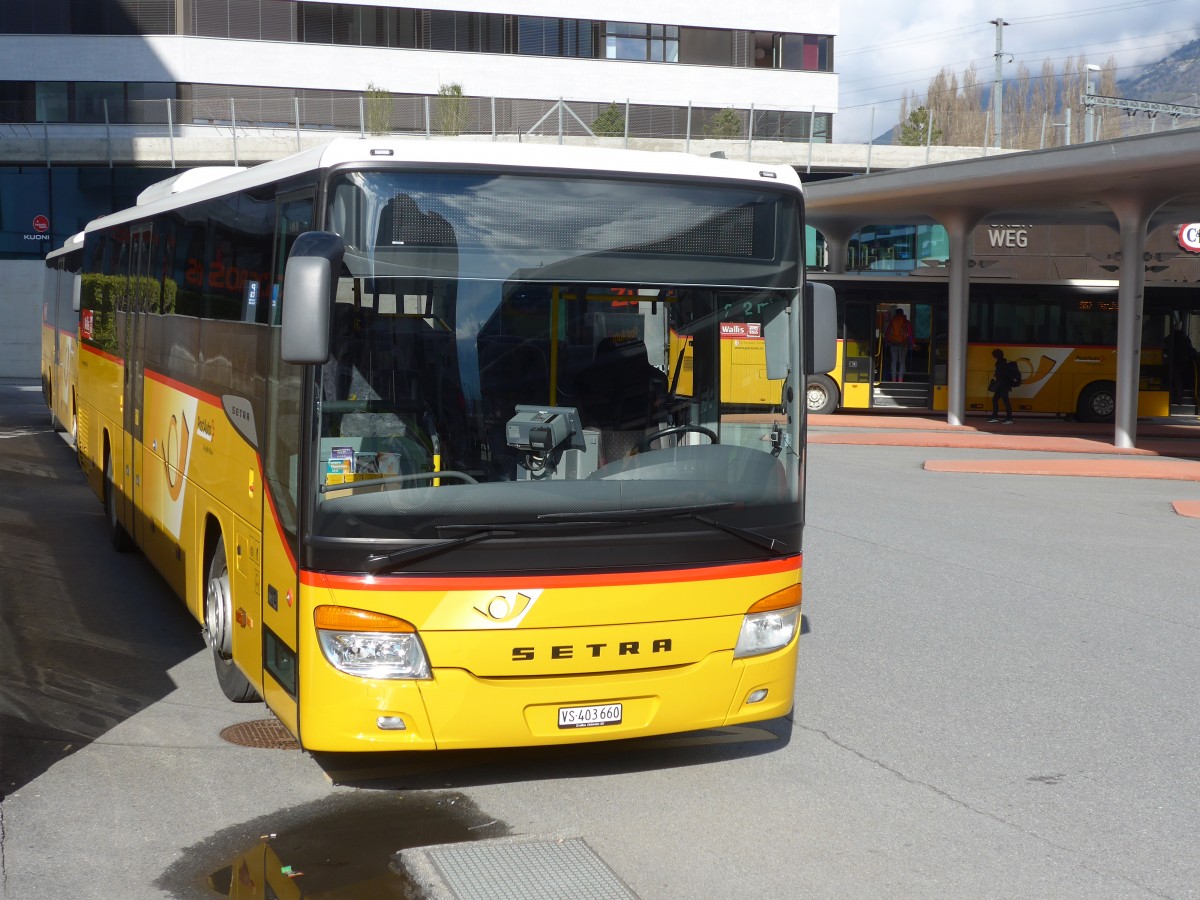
top-left (123, 225), bottom-right (153, 548)
top-left (840, 300), bottom-right (876, 409)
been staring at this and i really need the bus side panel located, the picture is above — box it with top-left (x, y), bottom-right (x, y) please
top-left (54, 330), bottom-right (76, 435)
top-left (721, 326), bottom-right (781, 406)
top-left (259, 498), bottom-right (300, 737)
top-left (76, 345), bottom-right (124, 506)
top-left (965, 344), bottom-right (1091, 413)
top-left (139, 374), bottom-right (195, 600)
top-left (139, 374), bottom-right (266, 690)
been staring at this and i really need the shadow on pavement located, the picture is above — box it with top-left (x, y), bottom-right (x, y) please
top-left (0, 384), bottom-right (203, 797)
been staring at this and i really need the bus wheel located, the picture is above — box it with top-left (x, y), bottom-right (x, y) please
top-left (205, 535), bottom-right (259, 703)
top-left (47, 379), bottom-right (64, 433)
top-left (1077, 382), bottom-right (1116, 422)
top-left (104, 450), bottom-right (134, 553)
top-left (805, 375), bottom-right (839, 415)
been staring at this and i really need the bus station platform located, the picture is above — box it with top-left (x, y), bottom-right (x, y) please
top-left (806, 411), bottom-right (1200, 517)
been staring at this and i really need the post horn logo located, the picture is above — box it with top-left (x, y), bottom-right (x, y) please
top-left (473, 590), bottom-right (540, 626)
top-left (164, 412), bottom-right (191, 502)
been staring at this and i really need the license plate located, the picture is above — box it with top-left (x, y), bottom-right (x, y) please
top-left (557, 702), bottom-right (623, 729)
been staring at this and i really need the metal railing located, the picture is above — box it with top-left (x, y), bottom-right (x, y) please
top-left (0, 93), bottom-right (838, 167)
top-left (5, 92), bottom-right (1194, 172)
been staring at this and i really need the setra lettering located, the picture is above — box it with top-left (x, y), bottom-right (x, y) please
top-left (512, 638), bottom-right (672, 662)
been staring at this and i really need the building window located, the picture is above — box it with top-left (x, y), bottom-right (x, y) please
top-left (678, 28), bottom-right (730, 66)
top-left (605, 22), bottom-right (677, 62)
top-left (751, 32), bottom-right (774, 68)
top-left (779, 34), bottom-right (832, 72)
top-left (75, 82), bottom-right (124, 123)
top-left (35, 83), bottom-right (68, 122)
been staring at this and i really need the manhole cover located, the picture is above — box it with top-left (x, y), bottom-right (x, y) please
top-left (220, 719), bottom-right (300, 750)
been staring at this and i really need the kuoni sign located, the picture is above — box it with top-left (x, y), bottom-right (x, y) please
top-left (25, 214), bottom-right (50, 242)
top-left (1179, 224), bottom-right (1200, 253)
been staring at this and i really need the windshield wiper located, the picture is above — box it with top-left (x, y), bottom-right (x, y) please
top-left (365, 521), bottom-right (595, 573)
top-left (539, 504), bottom-right (792, 556)
top-left (364, 529), bottom-right (500, 573)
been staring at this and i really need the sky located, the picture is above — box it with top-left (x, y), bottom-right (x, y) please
top-left (835, 0), bottom-right (1200, 142)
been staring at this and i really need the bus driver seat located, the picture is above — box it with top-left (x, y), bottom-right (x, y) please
top-left (575, 338), bottom-right (668, 462)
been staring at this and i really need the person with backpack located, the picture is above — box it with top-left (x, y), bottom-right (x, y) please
top-left (988, 348), bottom-right (1019, 424)
top-left (885, 307), bottom-right (914, 382)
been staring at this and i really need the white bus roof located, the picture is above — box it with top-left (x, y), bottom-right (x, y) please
top-left (135, 167), bottom-right (245, 206)
top-left (86, 139), bottom-right (802, 233)
top-left (45, 231), bottom-right (85, 260)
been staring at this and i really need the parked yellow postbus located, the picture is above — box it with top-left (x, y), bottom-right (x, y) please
top-left (40, 231), bottom-right (84, 438)
top-left (717, 273), bottom-right (1198, 419)
top-left (74, 139), bottom-right (834, 752)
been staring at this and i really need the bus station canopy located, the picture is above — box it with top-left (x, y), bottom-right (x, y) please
top-left (803, 127), bottom-right (1200, 448)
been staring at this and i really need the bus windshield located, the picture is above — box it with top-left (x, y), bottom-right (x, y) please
top-left (309, 169), bottom-right (803, 571)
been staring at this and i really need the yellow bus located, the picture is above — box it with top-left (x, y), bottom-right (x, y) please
top-left (74, 139), bottom-right (834, 752)
top-left (789, 274), bottom-right (1199, 419)
top-left (40, 231), bottom-right (84, 438)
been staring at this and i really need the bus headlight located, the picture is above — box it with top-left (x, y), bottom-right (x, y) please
top-left (315, 606), bottom-right (431, 679)
top-left (734, 585), bottom-right (802, 659)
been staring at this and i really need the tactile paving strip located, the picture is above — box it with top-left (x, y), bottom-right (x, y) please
top-left (422, 837), bottom-right (639, 900)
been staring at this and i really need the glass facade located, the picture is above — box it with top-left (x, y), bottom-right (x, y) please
top-left (604, 22), bottom-right (679, 62)
top-left (0, 1), bottom-right (834, 72)
top-left (0, 81), bottom-right (174, 124)
top-left (845, 224), bottom-right (949, 273)
top-left (0, 165), bottom-right (173, 260)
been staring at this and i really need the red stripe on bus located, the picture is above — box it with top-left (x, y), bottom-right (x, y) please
top-left (264, 472), bottom-right (298, 572)
top-left (79, 342), bottom-right (123, 366)
top-left (302, 555), bottom-right (801, 592)
top-left (143, 368), bottom-right (223, 407)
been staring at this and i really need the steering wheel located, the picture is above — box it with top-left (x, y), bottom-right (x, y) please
top-left (632, 425), bottom-right (718, 454)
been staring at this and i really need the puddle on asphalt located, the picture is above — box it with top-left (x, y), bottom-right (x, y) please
top-left (157, 790), bottom-right (507, 899)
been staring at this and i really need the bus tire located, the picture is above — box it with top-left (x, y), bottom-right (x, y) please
top-left (47, 378), bottom-right (64, 432)
top-left (104, 448), bottom-right (135, 553)
top-left (1077, 381), bottom-right (1116, 422)
top-left (805, 374), bottom-right (839, 415)
top-left (205, 534), bottom-right (259, 703)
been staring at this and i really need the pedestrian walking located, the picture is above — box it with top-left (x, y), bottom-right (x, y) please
top-left (988, 348), bottom-right (1018, 424)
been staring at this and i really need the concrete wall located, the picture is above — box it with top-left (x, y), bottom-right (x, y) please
top-left (1, 261), bottom-right (44, 379)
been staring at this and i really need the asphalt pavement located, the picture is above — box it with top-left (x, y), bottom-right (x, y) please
top-left (3, 380), bottom-right (1199, 899)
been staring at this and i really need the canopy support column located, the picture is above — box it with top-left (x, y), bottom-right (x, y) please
top-left (816, 223), bottom-right (858, 275)
top-left (1103, 195), bottom-right (1164, 449)
top-left (937, 210), bottom-right (983, 427)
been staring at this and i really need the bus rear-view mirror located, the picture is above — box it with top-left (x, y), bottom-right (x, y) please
top-left (281, 231), bottom-right (344, 364)
top-left (803, 281), bottom-right (837, 376)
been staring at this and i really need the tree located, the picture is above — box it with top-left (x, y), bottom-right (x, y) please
top-left (591, 102), bottom-right (625, 137)
top-left (898, 106), bottom-right (942, 145)
top-left (436, 82), bottom-right (470, 136)
top-left (900, 55), bottom-right (1122, 150)
top-left (707, 107), bottom-right (743, 139)
top-left (365, 82), bottom-right (392, 136)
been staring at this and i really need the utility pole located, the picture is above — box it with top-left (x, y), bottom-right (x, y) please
top-left (1084, 64), bottom-right (1100, 141)
top-left (990, 17), bottom-right (1008, 149)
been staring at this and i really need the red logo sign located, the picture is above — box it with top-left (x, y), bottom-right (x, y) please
top-left (32, 215), bottom-right (49, 234)
top-left (1178, 224), bottom-right (1200, 254)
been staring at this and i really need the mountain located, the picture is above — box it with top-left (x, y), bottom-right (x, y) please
top-left (1117, 36), bottom-right (1200, 105)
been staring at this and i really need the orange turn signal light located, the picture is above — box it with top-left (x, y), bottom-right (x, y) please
top-left (746, 584), bottom-right (802, 614)
top-left (314, 605), bottom-right (417, 633)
